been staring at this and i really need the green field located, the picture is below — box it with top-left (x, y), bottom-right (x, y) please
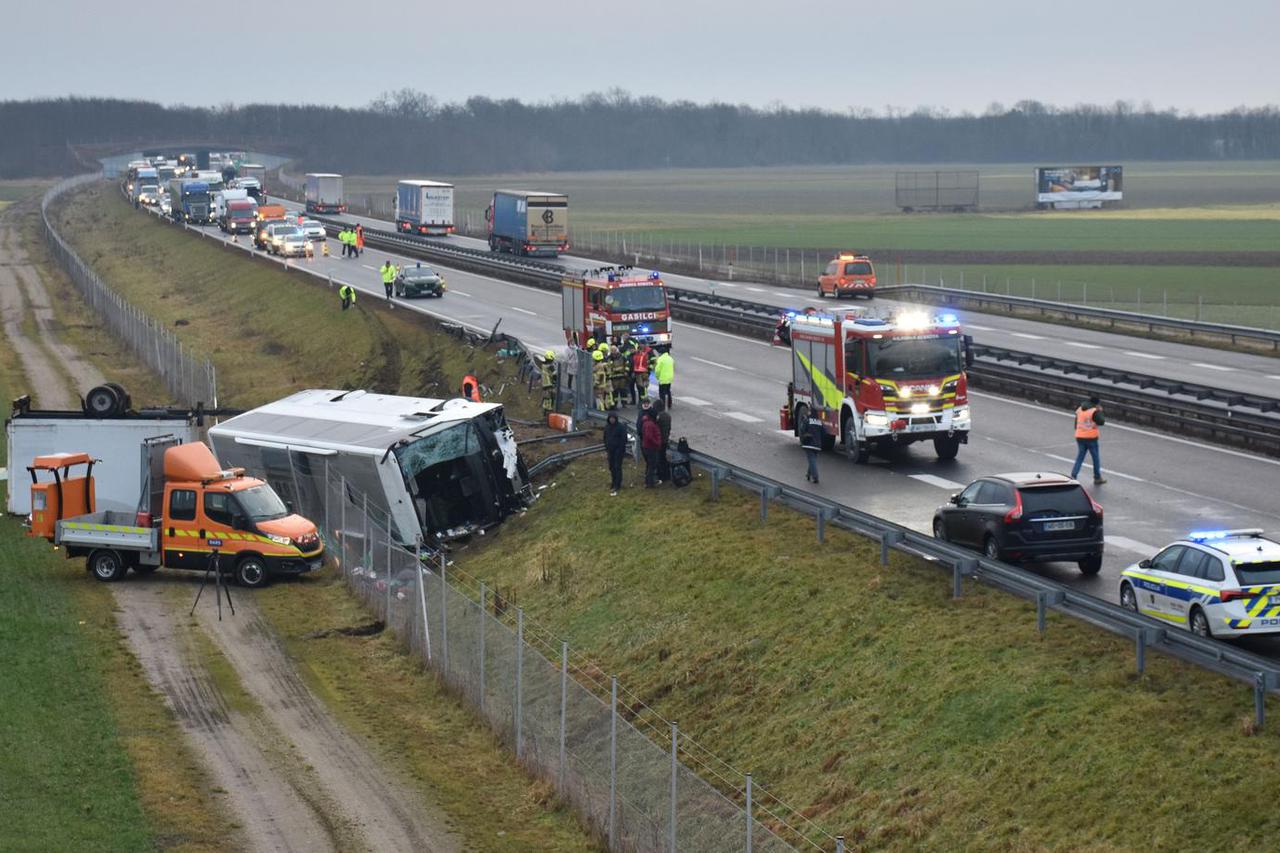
top-left (452, 457), bottom-right (1280, 850)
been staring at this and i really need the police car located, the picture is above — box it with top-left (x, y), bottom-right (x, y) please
top-left (1119, 529), bottom-right (1280, 638)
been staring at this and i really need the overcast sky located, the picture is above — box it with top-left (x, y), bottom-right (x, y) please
top-left (6, 0), bottom-right (1276, 114)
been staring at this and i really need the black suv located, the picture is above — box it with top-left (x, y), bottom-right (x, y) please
top-left (932, 472), bottom-right (1104, 574)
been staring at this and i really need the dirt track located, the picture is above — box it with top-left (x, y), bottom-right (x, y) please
top-left (4, 200), bottom-right (462, 851)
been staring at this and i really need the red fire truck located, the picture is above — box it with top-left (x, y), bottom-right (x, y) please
top-left (777, 308), bottom-right (973, 462)
top-left (561, 267), bottom-right (672, 347)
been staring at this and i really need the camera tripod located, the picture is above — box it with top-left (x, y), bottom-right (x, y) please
top-left (189, 543), bottom-right (235, 620)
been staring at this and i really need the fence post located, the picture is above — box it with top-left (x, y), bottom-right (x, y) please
top-left (558, 641), bottom-right (568, 791)
top-left (479, 582), bottom-right (487, 711)
top-left (837, 836), bottom-right (845, 853)
top-left (880, 530), bottom-right (903, 566)
top-left (1256, 673), bottom-right (1267, 729)
top-left (1135, 628), bottom-right (1146, 674)
top-left (339, 475), bottom-right (347, 576)
top-left (609, 675), bottom-right (618, 849)
top-left (515, 608), bottom-right (525, 759)
top-left (745, 772), bottom-right (753, 852)
top-left (362, 494), bottom-right (369, 573)
top-left (440, 561), bottom-right (450, 674)
top-left (1037, 591), bottom-right (1048, 634)
top-left (711, 469), bottom-right (722, 501)
top-left (417, 540), bottom-right (432, 661)
top-left (670, 722), bottom-right (678, 853)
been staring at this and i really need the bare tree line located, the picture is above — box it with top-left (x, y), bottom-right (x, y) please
top-left (4, 91), bottom-right (1278, 177)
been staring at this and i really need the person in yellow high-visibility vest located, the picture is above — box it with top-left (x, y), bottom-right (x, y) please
top-left (381, 260), bottom-right (397, 303)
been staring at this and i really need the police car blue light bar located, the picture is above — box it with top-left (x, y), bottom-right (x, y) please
top-left (1188, 528), bottom-right (1264, 542)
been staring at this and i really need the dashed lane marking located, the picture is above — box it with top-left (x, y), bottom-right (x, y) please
top-left (908, 474), bottom-right (966, 490)
top-left (680, 396), bottom-right (712, 406)
top-left (1123, 351), bottom-right (1165, 359)
top-left (510, 306), bottom-right (537, 316)
top-left (745, 287), bottom-right (767, 293)
top-left (1192, 362), bottom-right (1233, 372)
top-left (691, 356), bottom-right (737, 371)
top-left (449, 289), bottom-right (472, 297)
top-left (1065, 342), bottom-right (1102, 349)
top-left (965, 324), bottom-right (995, 331)
top-left (724, 412), bottom-right (764, 423)
top-left (1011, 332), bottom-right (1046, 340)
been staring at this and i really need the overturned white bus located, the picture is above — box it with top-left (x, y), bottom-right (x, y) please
top-left (208, 389), bottom-right (530, 545)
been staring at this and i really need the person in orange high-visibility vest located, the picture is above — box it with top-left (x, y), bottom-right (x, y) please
top-left (355, 224), bottom-right (365, 256)
top-left (1070, 395), bottom-right (1107, 484)
top-left (461, 374), bottom-right (481, 402)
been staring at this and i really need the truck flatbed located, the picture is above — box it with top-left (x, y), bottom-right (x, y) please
top-left (56, 511), bottom-right (157, 552)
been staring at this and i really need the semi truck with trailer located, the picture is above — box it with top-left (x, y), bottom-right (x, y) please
top-left (27, 437), bottom-right (323, 587)
top-left (561, 267), bottom-right (671, 347)
top-left (486, 190), bottom-right (568, 257)
top-left (305, 173), bottom-right (346, 214)
top-left (777, 308), bottom-right (973, 462)
top-left (395, 180), bottom-right (454, 235)
top-left (168, 178), bottom-right (214, 223)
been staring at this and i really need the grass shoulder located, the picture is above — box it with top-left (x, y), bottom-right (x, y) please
top-left (448, 454), bottom-right (1280, 850)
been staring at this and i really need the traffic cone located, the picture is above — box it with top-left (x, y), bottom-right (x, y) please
top-left (322, 241), bottom-right (330, 257)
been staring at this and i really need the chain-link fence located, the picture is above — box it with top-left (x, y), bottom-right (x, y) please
top-left (41, 174), bottom-right (218, 407)
top-left (277, 456), bottom-right (835, 852)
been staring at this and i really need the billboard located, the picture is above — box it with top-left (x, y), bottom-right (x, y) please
top-left (1035, 165), bottom-right (1123, 206)
top-left (895, 170), bottom-right (979, 211)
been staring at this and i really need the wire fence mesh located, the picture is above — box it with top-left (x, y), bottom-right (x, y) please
top-left (41, 174), bottom-right (218, 407)
top-left (282, 458), bottom-right (837, 852)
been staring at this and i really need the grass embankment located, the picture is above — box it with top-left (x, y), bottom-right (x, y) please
top-left (46, 179), bottom-right (594, 848)
top-left (51, 181), bottom-right (538, 417)
top-left (451, 459), bottom-right (1280, 850)
top-left (0, 231), bottom-right (226, 850)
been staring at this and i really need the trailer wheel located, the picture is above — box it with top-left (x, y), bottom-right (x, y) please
top-left (88, 549), bottom-right (128, 582)
top-left (235, 556), bottom-right (269, 589)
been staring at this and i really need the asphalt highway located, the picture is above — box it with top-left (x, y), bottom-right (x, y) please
top-left (186, 214), bottom-right (1280, 618)
top-left (274, 198), bottom-right (1280, 399)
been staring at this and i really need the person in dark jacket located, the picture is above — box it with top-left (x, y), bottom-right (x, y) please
top-left (801, 409), bottom-right (824, 483)
top-left (641, 415), bottom-right (663, 487)
top-left (603, 412), bottom-right (629, 495)
top-left (653, 399), bottom-right (672, 482)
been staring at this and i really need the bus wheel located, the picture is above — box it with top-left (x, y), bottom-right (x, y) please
top-left (88, 549), bottom-right (127, 582)
top-left (235, 556), bottom-right (270, 589)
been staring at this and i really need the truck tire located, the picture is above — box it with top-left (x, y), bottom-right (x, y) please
top-left (235, 556), bottom-right (270, 589)
top-left (88, 549), bottom-right (128, 582)
top-left (842, 414), bottom-right (870, 464)
top-left (794, 404), bottom-right (809, 441)
top-left (85, 384), bottom-right (122, 417)
top-left (934, 435), bottom-right (961, 460)
top-left (488, 236), bottom-right (498, 252)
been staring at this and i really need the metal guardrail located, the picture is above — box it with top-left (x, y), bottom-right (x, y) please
top-left (578, 407), bottom-right (1280, 725)
top-left (879, 284), bottom-right (1280, 354)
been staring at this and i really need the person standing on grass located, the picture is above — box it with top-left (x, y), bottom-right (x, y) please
top-left (1070, 394), bottom-right (1108, 484)
top-left (338, 284), bottom-right (356, 311)
top-left (654, 399), bottom-right (672, 483)
top-left (604, 412), bottom-right (629, 496)
top-left (641, 410), bottom-right (663, 488)
top-left (654, 346), bottom-right (674, 409)
top-left (802, 408), bottom-right (824, 484)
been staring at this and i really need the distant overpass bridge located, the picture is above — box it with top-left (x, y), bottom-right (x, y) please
top-left (73, 141), bottom-right (294, 175)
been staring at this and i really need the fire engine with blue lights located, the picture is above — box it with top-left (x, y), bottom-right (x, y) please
top-left (776, 307), bottom-right (974, 461)
top-left (561, 267), bottom-right (672, 347)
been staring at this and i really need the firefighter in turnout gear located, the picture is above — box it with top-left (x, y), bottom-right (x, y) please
top-left (592, 349), bottom-right (613, 410)
top-left (608, 345), bottom-right (628, 406)
top-left (539, 350), bottom-right (558, 419)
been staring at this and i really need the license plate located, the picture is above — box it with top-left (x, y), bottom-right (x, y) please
top-left (1043, 521), bottom-right (1076, 532)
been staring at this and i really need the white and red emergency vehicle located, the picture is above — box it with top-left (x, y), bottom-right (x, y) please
top-left (777, 308), bottom-right (973, 461)
top-left (561, 267), bottom-right (672, 347)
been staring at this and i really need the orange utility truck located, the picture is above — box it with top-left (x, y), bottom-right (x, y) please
top-left (28, 436), bottom-right (323, 587)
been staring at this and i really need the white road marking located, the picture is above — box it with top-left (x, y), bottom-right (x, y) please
top-left (510, 306), bottom-right (537, 316)
top-left (776, 430), bottom-right (794, 437)
top-left (449, 289), bottom-right (472, 297)
top-left (1268, 375), bottom-right (1280, 381)
top-left (680, 396), bottom-right (712, 407)
top-left (691, 356), bottom-right (737, 371)
top-left (1011, 332), bottom-right (1046, 340)
top-left (1065, 342), bottom-right (1102, 349)
top-left (1106, 535), bottom-right (1160, 556)
top-left (1042, 453), bottom-right (1146, 482)
top-left (965, 324), bottom-right (995, 331)
top-left (745, 287), bottom-right (767, 293)
top-left (908, 474), bottom-right (966, 490)
top-left (724, 412), bottom-right (764, 423)
top-left (361, 264), bottom-right (378, 271)
top-left (967, 390), bottom-right (1280, 468)
top-left (716, 282), bottom-right (738, 288)
top-left (1191, 362), bottom-right (1234, 372)
top-left (1123, 351), bottom-right (1164, 360)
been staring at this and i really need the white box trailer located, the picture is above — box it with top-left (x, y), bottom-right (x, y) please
top-left (6, 405), bottom-right (200, 516)
top-left (395, 180), bottom-right (455, 236)
top-left (305, 173), bottom-right (345, 214)
top-left (208, 389), bottom-right (529, 545)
